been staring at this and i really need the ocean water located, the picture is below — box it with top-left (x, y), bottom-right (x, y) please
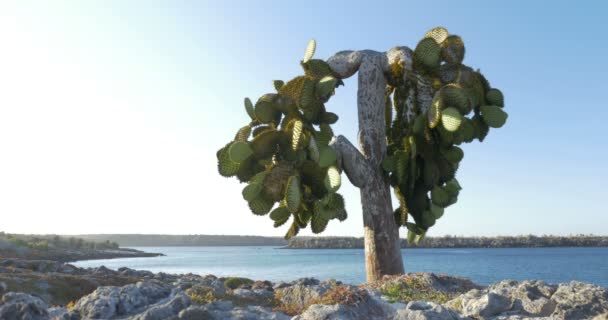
top-left (73, 247), bottom-right (608, 287)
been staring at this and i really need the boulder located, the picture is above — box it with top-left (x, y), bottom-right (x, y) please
top-left (128, 292), bottom-right (190, 320)
top-left (0, 292), bottom-right (49, 320)
top-left (393, 301), bottom-right (464, 320)
top-left (294, 293), bottom-right (395, 320)
top-left (489, 280), bottom-right (557, 316)
top-left (275, 282), bottom-right (331, 310)
top-left (454, 289), bottom-right (512, 318)
top-left (550, 281), bottom-right (608, 319)
top-left (177, 301), bottom-right (290, 320)
top-left (71, 281), bottom-right (171, 319)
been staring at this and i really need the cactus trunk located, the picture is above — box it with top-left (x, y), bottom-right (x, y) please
top-left (357, 55), bottom-right (405, 281)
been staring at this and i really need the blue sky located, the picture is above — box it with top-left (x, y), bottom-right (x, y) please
top-left (0, 1), bottom-right (606, 236)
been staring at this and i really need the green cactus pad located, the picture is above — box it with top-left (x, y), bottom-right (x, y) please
top-left (278, 76), bottom-right (306, 103)
top-left (299, 77), bottom-right (316, 109)
top-left (303, 39), bottom-right (316, 63)
top-left (444, 179), bottom-right (462, 197)
top-left (228, 141), bottom-right (253, 163)
top-left (431, 186), bottom-right (450, 207)
top-left (441, 35), bottom-right (465, 64)
top-left (486, 88), bottom-right (504, 107)
top-left (244, 97), bottom-right (256, 120)
top-left (471, 114), bottom-right (490, 142)
top-left (424, 26), bottom-right (449, 44)
top-left (217, 146), bottom-right (240, 177)
top-left (326, 192), bottom-right (345, 211)
top-left (321, 112), bottom-right (339, 124)
top-left (480, 105), bottom-right (508, 128)
top-left (304, 59), bottom-right (334, 79)
top-left (441, 107), bottom-right (463, 132)
top-left (441, 84), bottom-right (470, 114)
top-left (430, 203), bottom-right (444, 219)
top-left (234, 125), bottom-right (251, 142)
top-left (324, 166), bottom-right (341, 192)
top-left (308, 136), bottom-right (320, 162)
top-left (316, 123), bottom-right (334, 146)
top-left (335, 208), bottom-right (347, 221)
top-left (273, 215), bottom-right (289, 228)
top-left (250, 171), bottom-right (268, 185)
top-left (421, 211), bottom-right (436, 228)
top-left (248, 197), bottom-right (274, 216)
top-left (242, 183), bottom-right (262, 202)
top-left (270, 206), bottom-right (290, 222)
top-left (284, 221), bottom-right (300, 240)
top-left (442, 146), bottom-right (464, 164)
top-left (318, 147), bottom-right (337, 168)
top-left (311, 211), bottom-right (329, 234)
top-left (458, 118), bottom-right (476, 143)
top-left (285, 176), bottom-right (302, 213)
top-left (414, 38), bottom-right (442, 70)
top-left (254, 96), bottom-right (278, 124)
top-left (273, 80), bottom-right (284, 91)
top-left (316, 76), bottom-right (338, 99)
top-left (396, 151), bottom-right (409, 184)
top-left (407, 229), bottom-right (416, 243)
top-left (291, 120), bottom-right (303, 151)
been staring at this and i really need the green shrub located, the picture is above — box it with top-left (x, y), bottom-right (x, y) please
top-left (223, 277), bottom-right (254, 289)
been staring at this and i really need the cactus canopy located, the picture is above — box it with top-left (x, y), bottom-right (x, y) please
top-left (217, 27), bottom-right (507, 241)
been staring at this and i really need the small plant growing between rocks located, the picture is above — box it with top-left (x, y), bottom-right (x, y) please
top-left (66, 300), bottom-right (76, 311)
top-left (223, 277), bottom-right (254, 290)
top-left (186, 286), bottom-right (219, 305)
top-left (380, 277), bottom-right (451, 304)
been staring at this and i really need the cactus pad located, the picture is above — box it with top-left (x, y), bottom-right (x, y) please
top-left (303, 39), bottom-right (316, 63)
top-left (324, 166), bottom-right (341, 192)
top-left (486, 88), bottom-right (504, 107)
top-left (480, 105), bottom-right (508, 128)
top-left (441, 35), bottom-right (465, 64)
top-left (424, 26), bottom-right (449, 44)
top-left (285, 176), bottom-right (302, 213)
top-left (414, 38), bottom-right (442, 71)
top-left (441, 107), bottom-right (463, 132)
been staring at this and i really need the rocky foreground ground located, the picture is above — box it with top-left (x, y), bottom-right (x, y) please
top-left (0, 259), bottom-right (607, 319)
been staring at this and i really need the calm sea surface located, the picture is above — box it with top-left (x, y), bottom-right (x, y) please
top-left (73, 247), bottom-right (608, 287)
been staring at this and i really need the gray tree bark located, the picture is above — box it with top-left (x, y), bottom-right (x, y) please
top-left (328, 48), bottom-right (428, 282)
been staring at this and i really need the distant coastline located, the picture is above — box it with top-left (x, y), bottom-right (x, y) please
top-left (70, 234), bottom-right (608, 249)
top-left (287, 235), bottom-right (608, 249)
top-left (0, 232), bottom-right (162, 262)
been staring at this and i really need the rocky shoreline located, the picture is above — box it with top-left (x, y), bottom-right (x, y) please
top-left (0, 259), bottom-right (606, 319)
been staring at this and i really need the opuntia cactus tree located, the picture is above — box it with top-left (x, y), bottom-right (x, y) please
top-left (217, 27), bottom-right (507, 282)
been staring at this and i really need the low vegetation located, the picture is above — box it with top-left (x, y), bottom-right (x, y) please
top-left (379, 278), bottom-right (451, 304)
top-left (223, 277), bottom-right (254, 290)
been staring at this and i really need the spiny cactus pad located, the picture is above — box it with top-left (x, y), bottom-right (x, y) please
top-left (219, 30), bottom-right (506, 240)
top-left (480, 105), bottom-right (508, 128)
top-left (441, 107), bottom-right (463, 132)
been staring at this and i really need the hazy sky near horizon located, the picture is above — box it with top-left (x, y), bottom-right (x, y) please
top-left (0, 1), bottom-right (606, 237)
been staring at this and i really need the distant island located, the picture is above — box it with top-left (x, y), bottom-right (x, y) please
top-left (0, 232), bottom-right (162, 262)
top-left (287, 235), bottom-right (608, 249)
top-left (76, 234), bottom-right (288, 247)
top-left (68, 234), bottom-right (608, 249)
